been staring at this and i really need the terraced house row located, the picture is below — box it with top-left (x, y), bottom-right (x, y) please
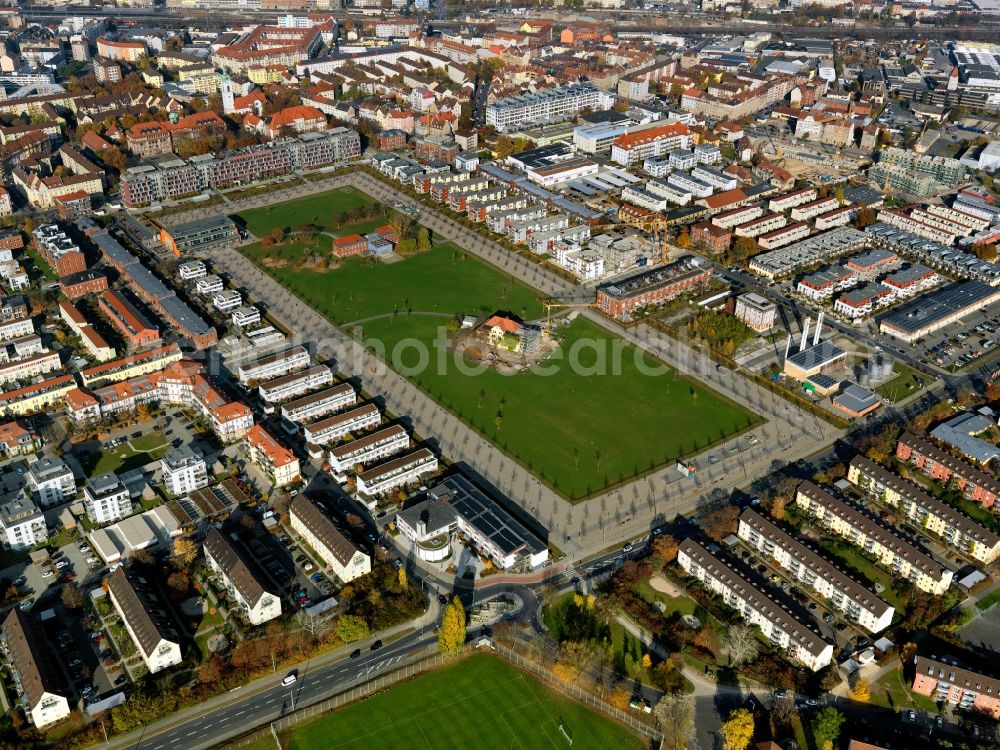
top-left (847, 456), bottom-right (1000, 564)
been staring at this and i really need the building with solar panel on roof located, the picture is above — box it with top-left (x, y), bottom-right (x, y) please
top-left (396, 475), bottom-right (549, 570)
top-left (782, 313), bottom-right (847, 381)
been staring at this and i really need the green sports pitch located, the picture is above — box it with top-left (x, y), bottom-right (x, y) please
top-left (285, 655), bottom-right (648, 750)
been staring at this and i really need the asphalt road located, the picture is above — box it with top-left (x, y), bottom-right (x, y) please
top-left (113, 576), bottom-right (537, 750)
top-left (123, 629), bottom-right (432, 750)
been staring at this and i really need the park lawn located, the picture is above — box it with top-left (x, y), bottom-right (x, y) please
top-left (233, 738), bottom-right (274, 750)
top-left (237, 185), bottom-right (375, 237)
top-left (91, 448), bottom-right (165, 475)
top-left (23, 248), bottom-right (58, 281)
top-left (874, 362), bottom-right (925, 402)
top-left (242, 214), bottom-right (757, 499)
top-left (286, 654), bottom-right (646, 750)
top-left (364, 313), bottom-right (756, 499)
top-left (633, 577), bottom-right (696, 617)
top-left (87, 435), bottom-right (170, 475)
top-left (244, 241), bottom-right (542, 326)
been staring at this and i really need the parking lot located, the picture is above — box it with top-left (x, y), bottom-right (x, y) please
top-left (911, 305), bottom-right (1000, 373)
top-left (228, 507), bottom-right (332, 607)
top-left (959, 605), bottom-right (1000, 655)
top-left (67, 410), bottom-right (216, 480)
top-left (734, 540), bottom-right (856, 648)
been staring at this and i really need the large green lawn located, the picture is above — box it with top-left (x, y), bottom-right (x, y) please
top-left (287, 654), bottom-right (646, 750)
top-left (243, 240), bottom-right (541, 326)
top-left (238, 185), bottom-right (376, 238)
top-left (240, 189), bottom-right (758, 499)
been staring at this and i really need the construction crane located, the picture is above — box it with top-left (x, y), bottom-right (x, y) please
top-left (543, 300), bottom-right (594, 337)
top-left (653, 226), bottom-right (671, 265)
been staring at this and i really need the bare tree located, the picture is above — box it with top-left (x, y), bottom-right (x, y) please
top-left (771, 696), bottom-right (797, 726)
top-left (295, 609), bottom-right (334, 639)
top-left (724, 623), bottom-right (759, 668)
top-left (654, 692), bottom-right (696, 750)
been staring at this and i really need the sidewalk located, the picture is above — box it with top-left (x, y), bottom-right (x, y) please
top-left (209, 183), bottom-right (835, 561)
top-left (100, 603), bottom-right (439, 750)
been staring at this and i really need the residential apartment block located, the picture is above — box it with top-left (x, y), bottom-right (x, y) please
top-left (328, 424), bottom-right (410, 478)
top-left (0, 420), bottom-right (40, 458)
top-left (610, 122), bottom-right (691, 167)
top-left (396, 474), bottom-right (549, 570)
top-left (0, 349), bottom-right (61, 387)
top-left (98, 290), bottom-right (161, 349)
top-left (161, 446), bottom-right (208, 497)
top-left (0, 375), bottom-right (76, 419)
top-left (737, 508), bottom-right (894, 634)
top-left (259, 365), bottom-right (334, 407)
top-left (32, 224), bottom-right (86, 277)
top-left (0, 495), bottom-right (46, 551)
top-left (486, 83), bottom-right (614, 132)
top-left (26, 457), bottom-right (75, 508)
top-left (106, 567), bottom-right (183, 674)
top-left (237, 346), bottom-right (310, 385)
top-left (302, 403), bottom-right (381, 451)
top-left (244, 424), bottom-right (300, 487)
top-left (59, 300), bottom-right (116, 362)
top-left (595, 256), bottom-right (711, 320)
top-left (355, 447), bottom-right (438, 497)
top-left (159, 215), bottom-right (240, 257)
top-left (1, 610), bottom-right (70, 728)
top-left (203, 528), bottom-right (281, 626)
top-left (289, 496), bottom-right (371, 583)
top-left (912, 655), bottom-right (1000, 719)
top-left (734, 293), bottom-right (777, 332)
top-left (120, 129), bottom-right (360, 207)
top-left (68, 359), bottom-right (254, 444)
top-left (847, 456), bottom-right (1000, 564)
top-left (896, 432), bottom-right (1000, 510)
top-left (91, 230), bottom-right (217, 350)
top-left (280, 382), bottom-right (357, 425)
top-left (794, 482), bottom-right (953, 595)
top-left (677, 538), bottom-right (833, 672)
top-left (83, 472), bottom-right (131, 526)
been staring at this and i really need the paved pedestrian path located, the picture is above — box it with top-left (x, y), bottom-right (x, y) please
top-left (198, 173), bottom-right (842, 560)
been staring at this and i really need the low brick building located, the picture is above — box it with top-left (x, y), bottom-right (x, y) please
top-left (691, 221), bottom-right (732, 255)
top-left (332, 233), bottom-right (367, 258)
top-left (59, 269), bottom-right (108, 299)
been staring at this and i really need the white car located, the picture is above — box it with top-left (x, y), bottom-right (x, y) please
top-left (281, 672), bottom-right (297, 686)
top-left (41, 569), bottom-right (54, 579)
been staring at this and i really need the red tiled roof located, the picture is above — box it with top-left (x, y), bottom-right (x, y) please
top-left (245, 424), bottom-right (296, 468)
top-left (269, 105), bottom-right (325, 129)
top-left (333, 233), bottom-right (365, 248)
top-left (481, 315), bottom-right (521, 333)
top-left (613, 122), bottom-right (690, 150)
top-left (702, 188), bottom-right (747, 209)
